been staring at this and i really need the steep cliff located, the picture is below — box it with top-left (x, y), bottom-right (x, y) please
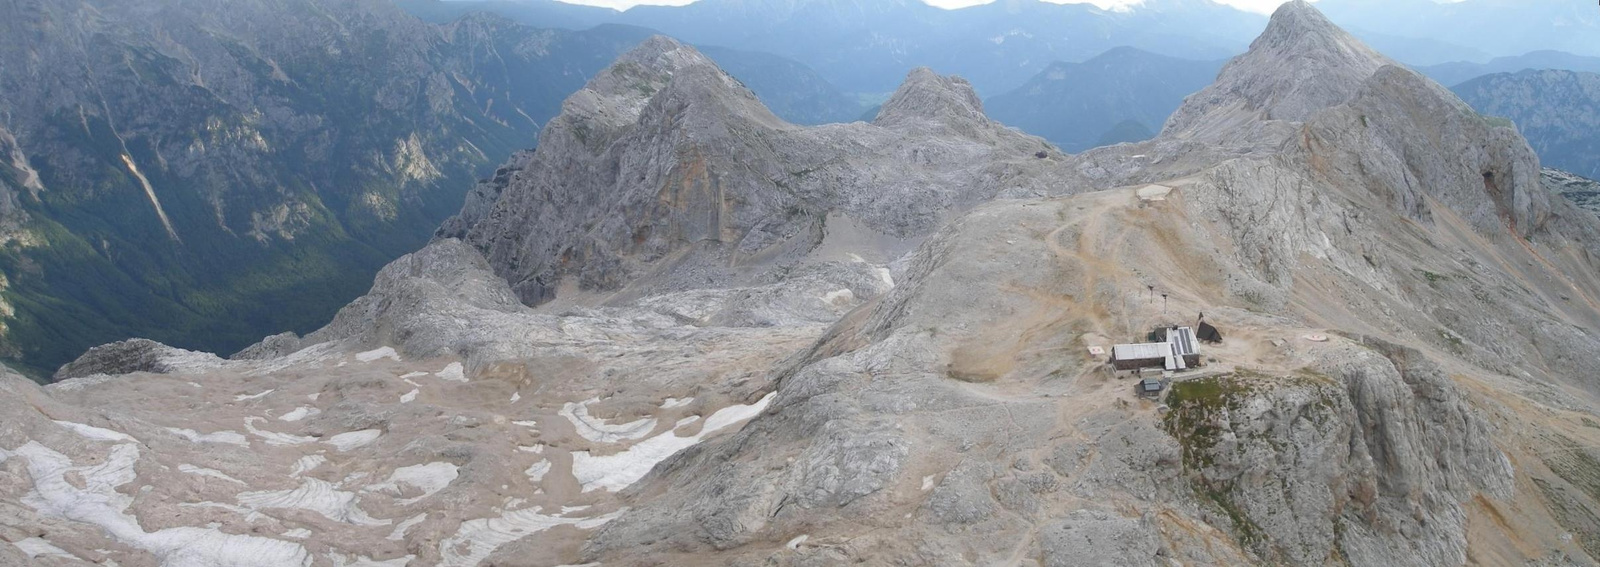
top-left (11, 1), bottom-right (1600, 566)
top-left (0, 0), bottom-right (652, 376)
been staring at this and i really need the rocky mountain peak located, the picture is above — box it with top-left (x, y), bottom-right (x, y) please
top-left (575, 35), bottom-right (711, 106)
top-left (547, 35), bottom-right (776, 147)
top-left (873, 67), bottom-right (993, 137)
top-left (1163, 0), bottom-right (1391, 137)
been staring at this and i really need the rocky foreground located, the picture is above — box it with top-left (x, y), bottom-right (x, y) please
top-left (7, 2), bottom-right (1600, 566)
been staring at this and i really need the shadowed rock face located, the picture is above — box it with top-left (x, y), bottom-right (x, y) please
top-left (0, 0), bottom-right (656, 376)
top-left (17, 1), bottom-right (1600, 566)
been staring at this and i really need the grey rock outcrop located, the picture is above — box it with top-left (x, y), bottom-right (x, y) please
top-left (442, 36), bottom-right (1069, 308)
top-left (0, 0), bottom-right (667, 375)
top-left (1165, 0), bottom-right (1391, 140)
top-left (577, 2), bottom-right (1600, 565)
top-left (25, 1), bottom-right (1600, 565)
top-left (1545, 168), bottom-right (1600, 218)
top-left (1305, 64), bottom-right (1550, 238)
top-left (53, 339), bottom-right (222, 382)
top-left (1165, 339), bottom-right (1512, 566)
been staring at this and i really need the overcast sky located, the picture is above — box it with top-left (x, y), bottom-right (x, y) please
top-left (923, 0), bottom-right (1291, 11)
top-left (554, 0), bottom-right (1302, 14)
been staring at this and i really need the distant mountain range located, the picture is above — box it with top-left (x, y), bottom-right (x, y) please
top-left (414, 0), bottom-right (1600, 96)
top-left (8, 0), bottom-right (1600, 381)
top-left (0, 0), bottom-right (656, 376)
top-left (413, 0), bottom-right (1266, 95)
top-left (1418, 51), bottom-right (1600, 89)
top-left (1453, 70), bottom-right (1600, 179)
top-left (985, 47), bottom-right (1225, 152)
top-left (1315, 0), bottom-right (1600, 63)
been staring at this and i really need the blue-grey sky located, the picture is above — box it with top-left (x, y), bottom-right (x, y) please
top-left (552, 0), bottom-right (1298, 13)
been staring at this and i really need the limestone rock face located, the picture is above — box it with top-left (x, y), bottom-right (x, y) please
top-left (1545, 168), bottom-right (1600, 218)
top-left (872, 68), bottom-right (992, 139)
top-left (0, 0), bottom-right (660, 375)
top-left (1165, 0), bottom-right (1391, 140)
top-left (443, 36), bottom-right (1068, 308)
top-left (1166, 339), bottom-right (1513, 566)
top-left (18, 2), bottom-right (1600, 566)
top-left (54, 339), bottom-right (223, 382)
top-left (1305, 65), bottom-right (1550, 238)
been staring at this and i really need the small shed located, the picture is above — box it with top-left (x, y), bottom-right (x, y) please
top-left (1198, 322), bottom-right (1223, 344)
top-left (1139, 378), bottom-right (1164, 396)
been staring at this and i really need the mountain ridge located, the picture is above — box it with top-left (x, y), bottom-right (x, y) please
top-left (0, 0), bottom-right (665, 377)
top-left (13, 1), bottom-right (1600, 565)
top-left (1453, 69), bottom-right (1600, 179)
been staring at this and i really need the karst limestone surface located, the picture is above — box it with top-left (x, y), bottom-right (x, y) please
top-left (9, 2), bottom-right (1600, 566)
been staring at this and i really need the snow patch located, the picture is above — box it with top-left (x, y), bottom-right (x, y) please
top-left (436, 362), bottom-right (466, 382)
top-left (55, 421), bottom-right (137, 443)
top-left (238, 478), bottom-right (389, 526)
top-left (13, 537), bottom-right (73, 559)
top-left (355, 347), bottom-right (400, 363)
top-left (283, 528), bottom-right (312, 539)
top-left (400, 389), bottom-right (419, 404)
top-left (525, 460), bottom-right (551, 483)
top-left (570, 392), bottom-right (773, 492)
top-left (0, 440), bottom-right (311, 567)
top-left (178, 464), bottom-right (246, 485)
top-left (326, 429), bottom-right (382, 452)
top-left (166, 428), bottom-right (249, 446)
top-left (278, 407), bottom-right (321, 422)
top-left (368, 462), bottom-right (459, 506)
top-left (245, 417), bottom-right (316, 446)
top-left (660, 397), bottom-right (693, 409)
top-left (387, 513), bottom-right (427, 541)
top-left (509, 392), bottom-right (520, 403)
top-left (235, 389), bottom-right (275, 401)
top-left (560, 398), bottom-right (656, 443)
top-left (438, 508), bottom-right (622, 567)
top-left (179, 501), bottom-right (264, 522)
top-left (291, 455), bottom-right (326, 477)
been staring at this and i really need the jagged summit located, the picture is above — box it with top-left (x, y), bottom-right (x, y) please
top-left (23, 2), bottom-right (1600, 566)
top-left (550, 35), bottom-right (776, 138)
top-left (1163, 0), bottom-right (1390, 137)
top-left (873, 67), bottom-right (993, 137)
top-left (442, 46), bottom-right (1064, 308)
